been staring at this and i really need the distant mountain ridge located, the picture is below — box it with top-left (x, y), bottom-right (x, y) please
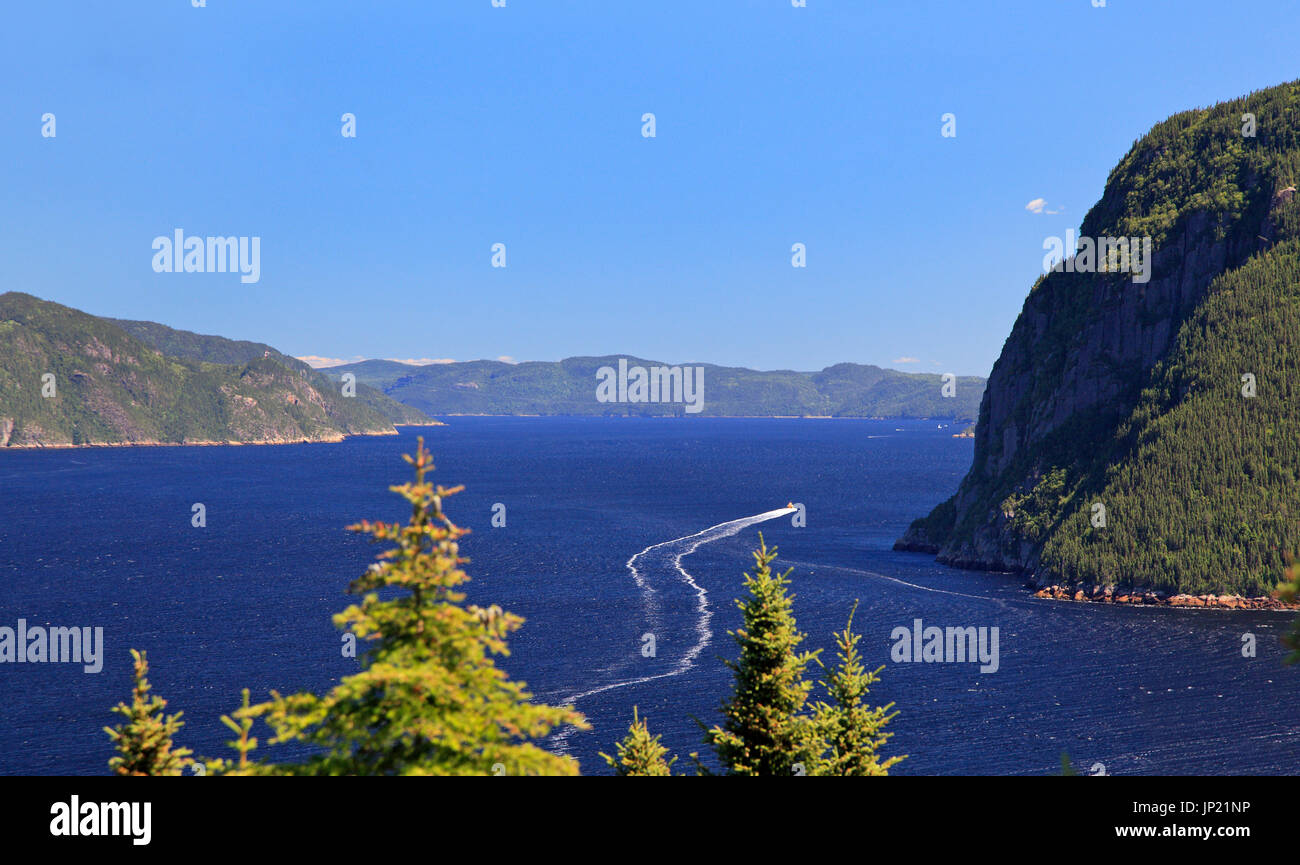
top-left (324, 357), bottom-right (986, 419)
top-left (0, 292), bottom-right (981, 453)
top-left (0, 292), bottom-right (426, 448)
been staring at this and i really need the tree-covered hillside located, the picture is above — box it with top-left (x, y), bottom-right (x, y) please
top-left (0, 292), bottom-right (402, 447)
top-left (109, 318), bottom-right (430, 425)
top-left (327, 356), bottom-right (986, 420)
top-left (897, 80), bottom-right (1300, 599)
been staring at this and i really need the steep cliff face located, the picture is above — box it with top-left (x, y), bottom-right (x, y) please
top-left (897, 82), bottom-right (1300, 598)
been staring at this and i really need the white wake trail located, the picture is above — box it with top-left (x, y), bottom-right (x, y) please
top-left (778, 557), bottom-right (1013, 607)
top-left (547, 507), bottom-right (795, 747)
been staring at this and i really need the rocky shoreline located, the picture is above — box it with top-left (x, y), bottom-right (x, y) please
top-left (893, 539), bottom-right (940, 555)
top-left (893, 538), bottom-right (1299, 610)
top-left (1029, 579), bottom-right (1298, 610)
top-left (0, 429), bottom-right (400, 450)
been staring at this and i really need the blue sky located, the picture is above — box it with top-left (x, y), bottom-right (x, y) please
top-left (2, 1), bottom-right (1297, 375)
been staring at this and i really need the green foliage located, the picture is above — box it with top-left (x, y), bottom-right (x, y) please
top-left (219, 438), bottom-right (588, 775)
top-left (111, 316), bottom-right (431, 425)
top-left (204, 689), bottom-right (260, 775)
top-left (900, 497), bottom-right (956, 551)
top-left (327, 356), bottom-right (985, 421)
top-left (599, 707), bottom-right (676, 776)
top-left (1275, 556), bottom-right (1300, 664)
top-left (104, 650), bottom-right (193, 776)
top-left (1037, 239), bottom-right (1300, 595)
top-left (907, 80), bottom-right (1300, 597)
top-left (1001, 467), bottom-right (1070, 545)
top-left (107, 467), bottom-right (907, 778)
top-left (1085, 84), bottom-right (1300, 246)
top-left (808, 602), bottom-right (905, 776)
top-left (702, 535), bottom-right (821, 775)
top-left (0, 292), bottom-right (408, 446)
top-left (606, 545), bottom-right (906, 777)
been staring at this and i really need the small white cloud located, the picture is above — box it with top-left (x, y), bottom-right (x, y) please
top-left (892, 356), bottom-right (920, 364)
top-left (1025, 198), bottom-right (1063, 215)
top-left (297, 355), bottom-right (365, 369)
top-left (385, 357), bottom-right (456, 366)
top-left (298, 356), bottom-right (457, 368)
top-left (496, 355), bottom-right (518, 364)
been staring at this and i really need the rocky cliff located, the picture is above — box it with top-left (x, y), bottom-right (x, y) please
top-left (897, 81), bottom-right (1300, 599)
top-left (0, 292), bottom-right (409, 448)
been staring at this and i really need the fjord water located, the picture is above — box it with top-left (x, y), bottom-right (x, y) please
top-left (1, 418), bottom-right (1294, 775)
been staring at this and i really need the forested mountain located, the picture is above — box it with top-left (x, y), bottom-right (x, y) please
top-left (326, 356), bottom-right (986, 420)
top-left (109, 318), bottom-right (429, 425)
top-left (897, 81), bottom-right (1300, 600)
top-left (0, 292), bottom-right (411, 447)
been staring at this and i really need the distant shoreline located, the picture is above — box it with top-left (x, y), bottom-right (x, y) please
top-left (895, 543), bottom-right (1300, 611)
top-left (0, 416), bottom-right (975, 450)
top-left (1028, 580), bottom-right (1300, 611)
top-left (423, 414), bottom-right (977, 421)
top-left (0, 429), bottom-right (405, 451)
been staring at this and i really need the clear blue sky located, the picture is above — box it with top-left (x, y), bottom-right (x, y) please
top-left (3, 1), bottom-right (1296, 375)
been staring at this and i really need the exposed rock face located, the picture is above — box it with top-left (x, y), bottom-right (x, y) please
top-left (1028, 580), bottom-right (1296, 610)
top-left (108, 316), bottom-right (432, 426)
top-left (895, 81), bottom-right (1300, 601)
top-left (0, 292), bottom-right (405, 448)
top-left (919, 207), bottom-right (1272, 573)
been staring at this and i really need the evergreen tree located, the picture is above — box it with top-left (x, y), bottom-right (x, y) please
top-left (219, 438), bottom-right (588, 775)
top-left (809, 601), bottom-right (905, 776)
top-left (703, 534), bottom-right (820, 775)
top-left (903, 82), bottom-right (1300, 600)
top-left (600, 706), bottom-right (675, 776)
top-left (104, 649), bottom-right (193, 776)
top-left (204, 689), bottom-right (259, 775)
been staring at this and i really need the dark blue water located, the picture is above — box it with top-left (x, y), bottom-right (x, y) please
top-left (2, 418), bottom-right (1296, 775)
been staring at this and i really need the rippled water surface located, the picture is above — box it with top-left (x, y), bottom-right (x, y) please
top-left (2, 418), bottom-right (1294, 775)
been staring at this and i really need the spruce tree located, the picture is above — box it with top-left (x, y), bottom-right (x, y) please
top-left (220, 438), bottom-right (588, 775)
top-left (600, 706), bottom-right (675, 776)
top-left (703, 534), bottom-right (820, 775)
top-left (104, 649), bottom-right (193, 776)
top-left (808, 601), bottom-right (905, 775)
top-left (204, 689), bottom-right (259, 775)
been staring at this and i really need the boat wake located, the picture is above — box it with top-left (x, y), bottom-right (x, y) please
top-left (777, 557), bottom-right (1011, 606)
top-left (547, 506), bottom-right (795, 749)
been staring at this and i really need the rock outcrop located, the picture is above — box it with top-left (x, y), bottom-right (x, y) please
top-left (896, 80), bottom-right (1300, 601)
top-left (0, 292), bottom-right (412, 448)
